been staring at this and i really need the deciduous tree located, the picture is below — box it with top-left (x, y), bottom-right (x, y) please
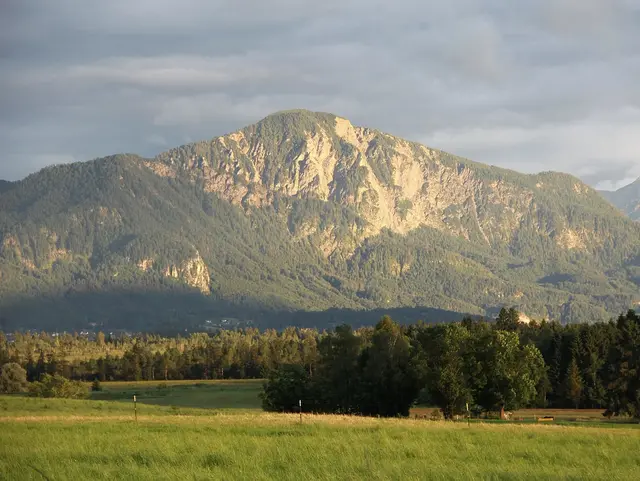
top-left (0, 362), bottom-right (28, 393)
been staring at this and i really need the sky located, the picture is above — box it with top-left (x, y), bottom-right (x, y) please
top-left (1, 0), bottom-right (639, 190)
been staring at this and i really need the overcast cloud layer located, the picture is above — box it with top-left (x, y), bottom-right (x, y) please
top-left (1, 0), bottom-right (639, 190)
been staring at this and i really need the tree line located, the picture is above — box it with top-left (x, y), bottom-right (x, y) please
top-left (0, 308), bottom-right (638, 418)
top-left (263, 309), bottom-right (638, 419)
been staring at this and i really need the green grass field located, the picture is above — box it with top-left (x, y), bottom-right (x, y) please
top-left (91, 379), bottom-right (263, 410)
top-left (1, 383), bottom-right (639, 480)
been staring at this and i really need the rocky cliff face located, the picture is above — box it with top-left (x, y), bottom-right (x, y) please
top-left (1, 231), bottom-right (72, 271)
top-left (136, 251), bottom-right (210, 294)
top-left (149, 110), bottom-right (610, 258)
top-left (162, 252), bottom-right (211, 294)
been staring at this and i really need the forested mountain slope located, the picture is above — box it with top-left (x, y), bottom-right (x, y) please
top-left (0, 180), bottom-right (13, 195)
top-left (1, 111), bottom-right (639, 330)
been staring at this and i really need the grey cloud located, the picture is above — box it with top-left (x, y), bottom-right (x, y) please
top-left (153, 93), bottom-right (362, 128)
top-left (541, 0), bottom-right (622, 34)
top-left (423, 108), bottom-right (640, 186)
top-left (0, 0), bottom-right (638, 187)
top-left (63, 56), bottom-right (280, 90)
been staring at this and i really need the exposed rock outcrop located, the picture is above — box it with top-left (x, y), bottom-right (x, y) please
top-left (162, 251), bottom-right (210, 294)
top-left (148, 110), bottom-right (604, 257)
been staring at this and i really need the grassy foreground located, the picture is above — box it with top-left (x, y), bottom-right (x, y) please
top-left (1, 397), bottom-right (640, 480)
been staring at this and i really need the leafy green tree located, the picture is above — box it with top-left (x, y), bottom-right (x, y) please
top-left (518, 343), bottom-right (548, 408)
top-left (314, 324), bottom-right (362, 413)
top-left (0, 333), bottom-right (9, 367)
top-left (0, 362), bottom-right (28, 393)
top-left (471, 331), bottom-right (546, 412)
top-left (424, 324), bottom-right (472, 419)
top-left (260, 364), bottom-right (311, 412)
top-left (357, 316), bottom-right (421, 417)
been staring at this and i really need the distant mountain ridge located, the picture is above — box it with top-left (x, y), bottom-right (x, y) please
top-left (1, 110), bottom-right (639, 330)
top-left (0, 180), bottom-right (13, 194)
top-left (600, 177), bottom-right (640, 221)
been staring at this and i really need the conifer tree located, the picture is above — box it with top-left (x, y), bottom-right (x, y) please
top-left (565, 357), bottom-right (583, 409)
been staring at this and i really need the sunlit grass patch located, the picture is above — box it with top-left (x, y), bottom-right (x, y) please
top-left (1, 396), bottom-right (639, 480)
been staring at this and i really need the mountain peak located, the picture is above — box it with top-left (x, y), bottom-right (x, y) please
top-left (258, 109), bottom-right (336, 120)
top-left (246, 109), bottom-right (342, 139)
top-left (151, 110), bottom-right (624, 251)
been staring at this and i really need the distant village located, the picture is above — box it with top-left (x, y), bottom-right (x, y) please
top-left (2, 317), bottom-right (256, 342)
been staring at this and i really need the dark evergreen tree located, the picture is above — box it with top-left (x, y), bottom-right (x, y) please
top-left (565, 357), bottom-right (583, 409)
top-left (495, 307), bottom-right (520, 331)
top-left (314, 325), bottom-right (362, 414)
top-left (604, 311), bottom-right (640, 418)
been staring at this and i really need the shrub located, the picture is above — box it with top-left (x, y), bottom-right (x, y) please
top-left (29, 374), bottom-right (89, 399)
top-left (91, 379), bottom-right (102, 392)
top-left (430, 409), bottom-right (443, 421)
top-left (0, 362), bottom-right (29, 393)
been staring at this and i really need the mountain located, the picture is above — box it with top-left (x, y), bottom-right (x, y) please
top-left (0, 180), bottom-right (13, 194)
top-left (1, 110), bottom-right (639, 331)
top-left (600, 178), bottom-right (640, 221)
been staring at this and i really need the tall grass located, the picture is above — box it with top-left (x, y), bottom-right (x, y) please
top-left (1, 397), bottom-right (639, 480)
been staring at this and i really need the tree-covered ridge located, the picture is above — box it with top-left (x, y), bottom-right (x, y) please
top-left (0, 180), bottom-right (13, 195)
top-left (0, 155), bottom-right (365, 330)
top-left (600, 177), bottom-right (640, 221)
top-left (0, 111), bottom-right (639, 330)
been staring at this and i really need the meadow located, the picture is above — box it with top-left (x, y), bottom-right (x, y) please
top-left (90, 378), bottom-right (264, 411)
top-left (1, 381), bottom-right (639, 480)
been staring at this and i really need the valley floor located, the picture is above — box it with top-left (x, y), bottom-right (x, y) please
top-left (1, 396), bottom-right (639, 480)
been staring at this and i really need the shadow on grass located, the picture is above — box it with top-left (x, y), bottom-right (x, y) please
top-left (91, 381), bottom-right (263, 411)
